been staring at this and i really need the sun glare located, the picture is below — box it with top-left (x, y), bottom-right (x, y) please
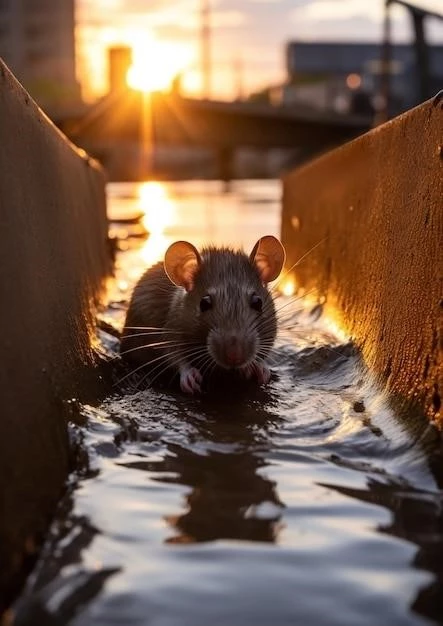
top-left (126, 32), bottom-right (194, 93)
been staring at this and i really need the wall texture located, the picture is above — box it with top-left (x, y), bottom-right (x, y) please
top-left (0, 61), bottom-right (110, 609)
top-left (282, 97), bottom-right (442, 424)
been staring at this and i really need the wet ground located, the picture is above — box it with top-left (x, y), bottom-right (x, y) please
top-left (13, 180), bottom-right (443, 625)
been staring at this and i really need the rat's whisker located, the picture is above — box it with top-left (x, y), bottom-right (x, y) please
top-left (270, 238), bottom-right (327, 295)
top-left (123, 326), bottom-right (182, 333)
top-left (118, 340), bottom-right (198, 360)
top-left (273, 289), bottom-right (318, 317)
top-left (147, 347), bottom-right (209, 386)
top-left (199, 352), bottom-right (216, 379)
top-left (121, 331), bottom-right (184, 340)
top-left (115, 345), bottom-right (203, 387)
top-left (205, 360), bottom-right (218, 383)
top-left (136, 348), bottom-right (208, 389)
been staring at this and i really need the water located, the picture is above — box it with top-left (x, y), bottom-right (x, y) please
top-left (13, 180), bottom-right (443, 626)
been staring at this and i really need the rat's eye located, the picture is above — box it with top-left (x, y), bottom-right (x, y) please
top-left (250, 294), bottom-right (263, 312)
top-left (200, 295), bottom-right (212, 312)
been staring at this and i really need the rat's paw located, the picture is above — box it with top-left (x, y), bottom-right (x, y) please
top-left (241, 361), bottom-right (271, 385)
top-left (180, 366), bottom-right (202, 394)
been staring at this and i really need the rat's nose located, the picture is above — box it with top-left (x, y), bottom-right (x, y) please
top-left (224, 336), bottom-right (245, 367)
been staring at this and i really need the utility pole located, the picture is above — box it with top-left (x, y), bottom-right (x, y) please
top-left (234, 56), bottom-right (243, 101)
top-left (377, 0), bottom-right (392, 124)
top-left (409, 8), bottom-right (430, 102)
top-left (200, 0), bottom-right (211, 98)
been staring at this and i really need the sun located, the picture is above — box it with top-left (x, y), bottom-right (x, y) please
top-left (126, 32), bottom-right (194, 93)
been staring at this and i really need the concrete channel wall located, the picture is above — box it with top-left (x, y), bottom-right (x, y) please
top-left (0, 61), bottom-right (110, 609)
top-left (282, 97), bottom-right (442, 425)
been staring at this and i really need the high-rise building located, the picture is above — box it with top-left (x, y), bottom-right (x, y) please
top-left (0, 0), bottom-right (80, 110)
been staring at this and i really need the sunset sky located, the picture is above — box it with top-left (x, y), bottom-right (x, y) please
top-left (75, 0), bottom-right (443, 101)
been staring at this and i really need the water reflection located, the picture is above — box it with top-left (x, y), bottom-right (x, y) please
top-left (126, 446), bottom-right (283, 545)
top-left (120, 390), bottom-right (284, 545)
top-left (139, 181), bottom-right (176, 267)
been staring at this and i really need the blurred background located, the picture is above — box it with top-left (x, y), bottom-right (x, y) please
top-left (1, 0), bottom-right (442, 180)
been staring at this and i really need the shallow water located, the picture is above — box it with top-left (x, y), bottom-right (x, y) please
top-left (13, 180), bottom-right (443, 626)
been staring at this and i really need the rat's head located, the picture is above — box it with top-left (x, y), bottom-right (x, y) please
top-left (164, 236), bottom-right (285, 370)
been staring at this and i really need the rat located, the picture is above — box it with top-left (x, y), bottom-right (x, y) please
top-left (120, 235), bottom-right (286, 394)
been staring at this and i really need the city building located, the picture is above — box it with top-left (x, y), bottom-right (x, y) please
top-left (0, 0), bottom-right (80, 111)
top-left (278, 41), bottom-right (443, 116)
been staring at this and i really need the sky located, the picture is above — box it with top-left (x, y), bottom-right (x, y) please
top-left (75, 0), bottom-right (443, 101)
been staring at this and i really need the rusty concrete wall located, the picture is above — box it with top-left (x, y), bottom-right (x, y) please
top-left (0, 61), bottom-right (110, 609)
top-left (282, 97), bottom-right (442, 424)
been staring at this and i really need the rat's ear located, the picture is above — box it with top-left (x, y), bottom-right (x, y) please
top-left (250, 235), bottom-right (286, 283)
top-left (164, 241), bottom-right (201, 291)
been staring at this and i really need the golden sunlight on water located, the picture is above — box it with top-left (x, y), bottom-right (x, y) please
top-left (321, 306), bottom-right (352, 345)
top-left (139, 181), bottom-right (176, 267)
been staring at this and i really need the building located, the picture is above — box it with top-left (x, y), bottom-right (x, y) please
top-left (108, 46), bottom-right (132, 94)
top-left (0, 0), bottom-right (80, 111)
top-left (283, 41), bottom-right (443, 115)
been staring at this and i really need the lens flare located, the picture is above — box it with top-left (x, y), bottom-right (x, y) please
top-left (280, 277), bottom-right (296, 297)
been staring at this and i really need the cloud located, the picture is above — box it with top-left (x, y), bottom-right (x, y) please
top-left (290, 0), bottom-right (443, 39)
top-left (289, 0), bottom-right (413, 42)
top-left (290, 14), bottom-right (383, 42)
top-left (290, 0), bottom-right (384, 25)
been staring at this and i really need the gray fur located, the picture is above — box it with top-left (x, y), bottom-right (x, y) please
top-left (120, 247), bottom-right (278, 382)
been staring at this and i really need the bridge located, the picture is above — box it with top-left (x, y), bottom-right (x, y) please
top-left (58, 90), bottom-right (371, 180)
